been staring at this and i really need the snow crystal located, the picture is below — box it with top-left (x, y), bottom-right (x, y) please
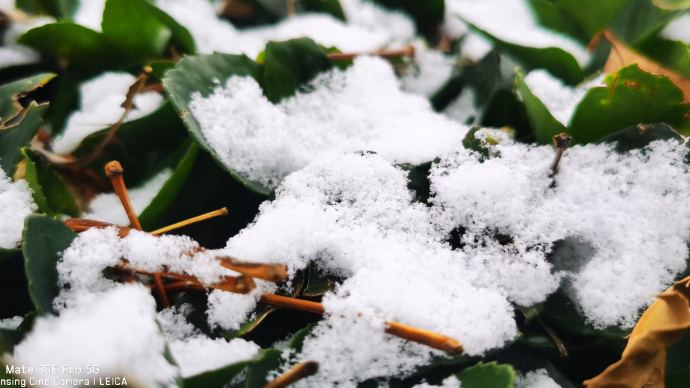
top-left (0, 167), bottom-right (37, 249)
top-left (52, 72), bottom-right (164, 154)
top-left (190, 56), bottom-right (468, 188)
top-left (169, 336), bottom-right (259, 377)
top-left (84, 168), bottom-right (172, 226)
top-left (55, 227), bottom-right (239, 310)
top-left (660, 14), bottom-right (690, 44)
top-left (156, 0), bottom-right (413, 59)
top-left (523, 70), bottom-right (606, 126)
top-left (401, 41), bottom-right (455, 98)
top-left (430, 134), bottom-right (690, 326)
top-left (0, 316), bottom-right (23, 330)
top-left (224, 152), bottom-right (516, 386)
top-left (13, 284), bottom-right (180, 387)
top-left (516, 369), bottom-right (560, 388)
top-left (446, 0), bottom-right (590, 66)
top-left (413, 376), bottom-right (462, 388)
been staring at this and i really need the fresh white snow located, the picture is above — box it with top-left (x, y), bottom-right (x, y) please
top-left (516, 369), bottom-right (561, 388)
top-left (0, 167), bottom-right (37, 249)
top-left (660, 14), bottom-right (690, 44)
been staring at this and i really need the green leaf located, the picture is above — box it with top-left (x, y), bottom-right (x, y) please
top-left (466, 22), bottom-right (584, 85)
top-left (184, 360), bottom-right (251, 388)
top-left (18, 23), bottom-right (126, 71)
top-left (244, 349), bottom-right (284, 388)
top-left (149, 61), bottom-right (178, 81)
top-left (515, 70), bottom-right (568, 144)
top-left (16, 0), bottom-right (78, 19)
top-left (369, 0), bottom-right (444, 35)
top-left (635, 35), bottom-right (690, 79)
top-left (611, 0), bottom-right (683, 44)
top-left (0, 248), bottom-right (21, 263)
top-left (288, 323), bottom-right (316, 353)
top-left (21, 214), bottom-right (78, 315)
top-left (22, 148), bottom-right (79, 218)
top-left (163, 52), bottom-right (270, 195)
top-left (455, 362), bottom-right (516, 388)
top-left (596, 123), bottom-right (683, 152)
top-left (529, 0), bottom-right (630, 42)
top-left (666, 328), bottom-right (690, 388)
top-left (302, 264), bottom-right (336, 296)
top-left (654, 0), bottom-right (690, 9)
top-left (263, 38), bottom-right (333, 103)
top-left (302, 0), bottom-right (345, 21)
top-left (517, 303), bottom-right (545, 324)
top-left (397, 161), bottom-right (433, 204)
top-left (0, 102), bottom-right (49, 178)
top-left (138, 142), bottom-right (200, 230)
top-left (0, 72), bottom-right (55, 125)
top-left (569, 64), bottom-right (690, 144)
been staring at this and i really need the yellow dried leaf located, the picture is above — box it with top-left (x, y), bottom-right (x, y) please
top-left (583, 276), bottom-right (690, 388)
top-left (602, 30), bottom-right (690, 103)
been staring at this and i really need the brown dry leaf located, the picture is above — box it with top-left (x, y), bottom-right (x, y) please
top-left (583, 276), bottom-right (690, 388)
top-left (602, 30), bottom-right (690, 103)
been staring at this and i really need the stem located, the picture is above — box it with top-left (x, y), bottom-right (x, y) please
top-left (219, 258), bottom-right (288, 283)
top-left (550, 133), bottom-right (571, 173)
top-left (259, 294), bottom-right (325, 314)
top-left (151, 208), bottom-right (229, 235)
top-left (327, 46), bottom-right (415, 62)
top-left (263, 361), bottom-right (319, 388)
top-left (152, 271), bottom-right (170, 308)
top-left (105, 161), bottom-right (142, 231)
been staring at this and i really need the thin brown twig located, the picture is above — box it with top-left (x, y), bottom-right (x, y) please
top-left (263, 361), bottom-right (319, 388)
top-left (327, 46), bottom-right (415, 62)
top-left (151, 208), bottom-right (229, 235)
top-left (550, 133), bottom-right (571, 173)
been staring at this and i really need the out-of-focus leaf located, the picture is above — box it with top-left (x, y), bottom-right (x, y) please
top-left (654, 0), bottom-right (690, 9)
top-left (149, 61), bottom-right (178, 81)
top-left (611, 0), bottom-right (683, 44)
top-left (22, 148), bottom-right (79, 218)
top-left (138, 142), bottom-right (199, 230)
top-left (163, 52), bottom-right (269, 195)
top-left (0, 248), bottom-right (21, 263)
top-left (570, 64), bottom-right (690, 143)
top-left (302, 0), bottom-right (345, 20)
top-left (183, 360), bottom-right (251, 388)
top-left (455, 361), bottom-right (516, 388)
top-left (0, 72), bottom-right (55, 125)
top-left (514, 71), bottom-right (567, 144)
top-left (21, 214), bottom-right (77, 315)
top-left (263, 38), bottom-right (333, 103)
top-left (370, 0), bottom-right (444, 35)
top-left (288, 323), bottom-right (317, 353)
top-left (584, 276), bottom-right (690, 388)
top-left (596, 123), bottom-right (683, 153)
top-left (0, 102), bottom-right (49, 178)
top-left (466, 22), bottom-right (584, 85)
top-left (529, 0), bottom-right (630, 42)
top-left (635, 35), bottom-right (690, 80)
top-left (244, 349), bottom-right (284, 388)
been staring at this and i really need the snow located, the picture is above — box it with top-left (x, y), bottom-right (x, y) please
top-left (0, 16), bottom-right (53, 70)
top-left (190, 56), bottom-right (468, 188)
top-left (0, 316), bottom-right (23, 330)
top-left (51, 72), bottom-right (164, 155)
top-left (12, 284), bottom-right (180, 387)
top-left (207, 280), bottom-right (277, 330)
top-left (445, 0), bottom-right (590, 66)
top-left (54, 226), bottom-right (239, 310)
top-left (660, 14), bottom-right (690, 44)
top-left (0, 167), bottom-right (37, 249)
top-left (83, 168), bottom-right (172, 226)
top-left (443, 87), bottom-right (478, 126)
top-left (74, 0), bottom-right (106, 32)
top-left (523, 70), bottom-right (606, 126)
top-left (401, 41), bottom-right (455, 98)
top-left (430, 134), bottom-right (690, 327)
top-left (460, 32), bottom-right (493, 62)
top-left (222, 152), bottom-right (516, 386)
top-left (516, 369), bottom-right (561, 388)
top-left (159, 304), bottom-right (259, 377)
top-left (413, 376), bottom-right (461, 388)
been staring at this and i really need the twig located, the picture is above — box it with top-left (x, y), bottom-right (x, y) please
top-left (263, 361), bottom-right (319, 388)
top-left (327, 46), bottom-right (415, 62)
top-left (105, 161), bottom-right (142, 230)
top-left (550, 133), bottom-right (571, 173)
top-left (151, 208), bottom-right (229, 235)
top-left (538, 318), bottom-right (567, 357)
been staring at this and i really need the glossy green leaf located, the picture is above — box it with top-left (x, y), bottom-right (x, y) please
top-left (18, 23), bottom-right (127, 71)
top-left (184, 360), bottom-right (251, 388)
top-left (0, 72), bottom-right (55, 125)
top-left (263, 38), bottom-right (333, 103)
top-left (635, 35), bottom-right (690, 79)
top-left (370, 0), bottom-right (444, 35)
top-left (596, 123), bottom-right (683, 152)
top-left (138, 142), bottom-right (200, 230)
top-left (455, 361), bottom-right (516, 388)
top-left (22, 148), bottom-right (79, 218)
top-left (466, 22), bottom-right (584, 85)
top-left (569, 64), bottom-right (690, 144)
top-left (0, 102), bottom-right (49, 178)
top-left (288, 323), bottom-right (316, 353)
top-left (514, 70), bottom-right (568, 144)
top-left (163, 52), bottom-right (271, 195)
top-left (244, 349), bottom-right (284, 388)
top-left (22, 214), bottom-right (78, 315)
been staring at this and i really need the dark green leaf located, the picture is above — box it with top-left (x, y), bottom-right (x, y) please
top-left (138, 142), bottom-right (200, 230)
top-left (666, 328), bottom-right (690, 388)
top-left (184, 360), bottom-right (251, 388)
top-left (455, 361), bottom-right (516, 388)
top-left (515, 70), bottom-right (568, 144)
top-left (288, 323), bottom-right (316, 353)
top-left (569, 64), bottom-right (690, 144)
top-left (22, 148), bottom-right (79, 218)
top-left (397, 161), bottom-right (433, 204)
top-left (18, 23), bottom-right (126, 71)
top-left (369, 0), bottom-right (444, 35)
top-left (244, 349), bottom-right (284, 388)
top-left (529, 0), bottom-right (630, 42)
top-left (149, 61), bottom-right (178, 81)
top-left (21, 214), bottom-right (78, 315)
top-left (302, 0), bottom-right (345, 21)
top-left (596, 123), bottom-right (683, 152)
top-left (611, 0), bottom-right (683, 44)
top-left (263, 38), bottom-right (333, 103)
top-left (163, 52), bottom-right (270, 195)
top-left (0, 248), bottom-right (21, 263)
top-left (517, 303), bottom-right (544, 324)
top-left (0, 72), bottom-right (55, 125)
top-left (635, 35), bottom-right (690, 79)
top-left (302, 264), bottom-right (336, 296)
top-left (0, 102), bottom-right (49, 178)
